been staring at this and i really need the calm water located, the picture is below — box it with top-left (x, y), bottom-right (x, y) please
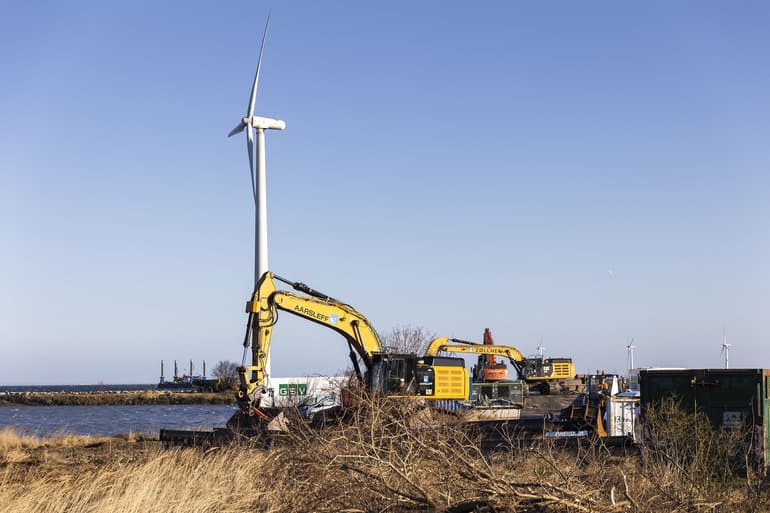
top-left (0, 405), bottom-right (236, 437)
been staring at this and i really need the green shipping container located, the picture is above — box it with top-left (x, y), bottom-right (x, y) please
top-left (471, 381), bottom-right (524, 405)
top-left (639, 368), bottom-right (770, 466)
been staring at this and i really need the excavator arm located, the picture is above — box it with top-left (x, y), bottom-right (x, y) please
top-left (424, 337), bottom-right (526, 374)
top-left (237, 272), bottom-right (383, 406)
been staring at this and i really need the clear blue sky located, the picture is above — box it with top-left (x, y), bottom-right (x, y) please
top-left (2, 2), bottom-right (768, 384)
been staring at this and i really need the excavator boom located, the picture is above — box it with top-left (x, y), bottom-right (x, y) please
top-left (238, 272), bottom-right (384, 406)
top-left (424, 337), bottom-right (526, 371)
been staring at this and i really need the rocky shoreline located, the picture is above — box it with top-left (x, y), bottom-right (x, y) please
top-left (0, 390), bottom-right (236, 406)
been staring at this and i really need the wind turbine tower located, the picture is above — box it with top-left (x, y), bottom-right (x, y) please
top-left (228, 12), bottom-right (285, 382)
top-left (721, 329), bottom-right (731, 369)
top-left (626, 338), bottom-right (636, 373)
top-left (228, 12), bottom-right (285, 287)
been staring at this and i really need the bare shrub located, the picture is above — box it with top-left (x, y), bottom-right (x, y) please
top-left (638, 397), bottom-right (767, 512)
top-left (270, 392), bottom-right (618, 512)
top-left (212, 360), bottom-right (239, 390)
top-left (379, 325), bottom-right (435, 354)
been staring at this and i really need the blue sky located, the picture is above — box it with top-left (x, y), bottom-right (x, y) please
top-left (2, 2), bottom-right (768, 384)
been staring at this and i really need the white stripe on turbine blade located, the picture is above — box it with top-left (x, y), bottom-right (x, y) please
top-left (246, 128), bottom-right (257, 204)
top-left (247, 11), bottom-right (271, 119)
top-left (228, 122), bottom-right (246, 138)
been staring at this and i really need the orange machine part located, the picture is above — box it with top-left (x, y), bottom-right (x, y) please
top-left (480, 328), bottom-right (509, 381)
top-left (483, 328), bottom-right (497, 366)
top-left (481, 367), bottom-right (509, 381)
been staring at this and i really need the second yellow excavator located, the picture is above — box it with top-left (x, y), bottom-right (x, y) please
top-left (424, 329), bottom-right (577, 394)
top-left (424, 335), bottom-right (526, 376)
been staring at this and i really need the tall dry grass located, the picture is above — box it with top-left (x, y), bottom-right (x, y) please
top-left (0, 427), bottom-right (41, 452)
top-left (0, 427), bottom-right (42, 464)
top-left (0, 427), bottom-right (127, 464)
top-left (1, 445), bottom-right (272, 513)
top-left (1, 398), bottom-right (768, 513)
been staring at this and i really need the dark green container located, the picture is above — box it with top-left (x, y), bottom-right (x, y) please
top-left (639, 368), bottom-right (770, 466)
top-left (471, 381), bottom-right (524, 405)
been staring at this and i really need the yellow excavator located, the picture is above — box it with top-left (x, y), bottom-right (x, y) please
top-left (521, 356), bottom-right (576, 394)
top-left (235, 272), bottom-right (470, 420)
top-left (424, 330), bottom-right (576, 394)
top-left (424, 336), bottom-right (526, 376)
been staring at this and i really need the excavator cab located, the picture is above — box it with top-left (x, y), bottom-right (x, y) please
top-left (368, 353), bottom-right (469, 399)
top-left (368, 353), bottom-right (420, 395)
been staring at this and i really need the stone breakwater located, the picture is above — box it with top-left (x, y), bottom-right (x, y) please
top-left (0, 390), bottom-right (236, 406)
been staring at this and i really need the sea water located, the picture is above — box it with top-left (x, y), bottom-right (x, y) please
top-left (0, 404), bottom-right (236, 436)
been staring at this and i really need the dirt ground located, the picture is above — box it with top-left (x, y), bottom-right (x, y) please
top-left (521, 392), bottom-right (579, 416)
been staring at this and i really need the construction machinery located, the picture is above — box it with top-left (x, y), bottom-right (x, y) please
top-left (162, 272), bottom-right (493, 442)
top-left (424, 335), bottom-right (525, 377)
top-left (424, 329), bottom-right (577, 395)
top-left (476, 328), bottom-right (510, 381)
top-left (231, 272), bottom-right (471, 427)
top-left (423, 333), bottom-right (526, 420)
top-left (555, 373), bottom-right (634, 441)
top-left (522, 356), bottom-right (576, 394)
top-left (160, 275), bottom-right (581, 444)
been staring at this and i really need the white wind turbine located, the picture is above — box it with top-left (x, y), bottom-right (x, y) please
top-left (228, 12), bottom-right (285, 287)
top-left (626, 337), bottom-right (636, 373)
top-left (228, 12), bottom-right (285, 382)
top-left (721, 329), bottom-right (731, 369)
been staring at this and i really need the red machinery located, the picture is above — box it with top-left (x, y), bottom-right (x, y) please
top-left (474, 328), bottom-right (510, 381)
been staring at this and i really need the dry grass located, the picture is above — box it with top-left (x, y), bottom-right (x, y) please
top-left (0, 427), bottom-right (41, 452)
top-left (0, 427), bottom-right (126, 465)
top-left (0, 399), bottom-right (768, 513)
top-left (0, 428), bottom-right (41, 464)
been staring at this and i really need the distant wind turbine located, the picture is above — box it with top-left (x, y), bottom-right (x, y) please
top-left (228, 11), bottom-right (286, 287)
top-left (626, 337), bottom-right (636, 373)
top-left (721, 329), bottom-right (731, 369)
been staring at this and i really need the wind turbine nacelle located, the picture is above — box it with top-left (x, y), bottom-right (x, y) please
top-left (245, 116), bottom-right (286, 130)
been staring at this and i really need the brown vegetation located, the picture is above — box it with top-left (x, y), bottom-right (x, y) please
top-left (0, 390), bottom-right (235, 406)
top-left (0, 398), bottom-right (767, 513)
top-left (380, 325), bottom-right (436, 354)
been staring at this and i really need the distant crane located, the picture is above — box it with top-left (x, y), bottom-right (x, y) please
top-left (536, 340), bottom-right (545, 358)
top-left (721, 329), bottom-right (731, 369)
top-left (626, 337), bottom-right (636, 373)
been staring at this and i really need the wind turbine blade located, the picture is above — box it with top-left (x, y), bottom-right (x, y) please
top-left (247, 11), bottom-right (271, 119)
top-left (246, 128), bottom-right (257, 204)
top-left (228, 122), bottom-right (245, 138)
